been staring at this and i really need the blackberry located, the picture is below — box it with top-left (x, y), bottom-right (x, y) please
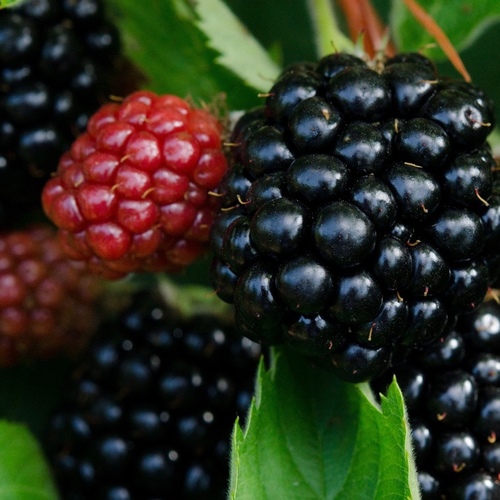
top-left (0, 0), bottom-right (125, 227)
top-left (372, 300), bottom-right (500, 498)
top-left (46, 292), bottom-right (261, 499)
top-left (212, 51), bottom-right (496, 382)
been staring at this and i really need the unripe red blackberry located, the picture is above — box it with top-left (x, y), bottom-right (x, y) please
top-left (0, 224), bottom-right (101, 366)
top-left (42, 90), bottom-right (228, 278)
top-left (0, 0), bottom-right (126, 228)
top-left (211, 52), bottom-right (496, 382)
top-left (46, 292), bottom-right (260, 499)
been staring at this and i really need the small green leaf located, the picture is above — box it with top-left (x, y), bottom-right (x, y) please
top-left (109, 0), bottom-right (259, 109)
top-left (0, 0), bottom-right (23, 8)
top-left (230, 348), bottom-right (418, 499)
top-left (191, 0), bottom-right (280, 92)
top-left (0, 421), bottom-right (58, 500)
top-left (391, 0), bottom-right (500, 60)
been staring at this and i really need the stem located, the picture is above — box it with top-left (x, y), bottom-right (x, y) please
top-left (306, 0), bottom-right (355, 58)
top-left (357, 0), bottom-right (396, 57)
top-left (403, 0), bottom-right (471, 82)
top-left (338, 0), bottom-right (396, 58)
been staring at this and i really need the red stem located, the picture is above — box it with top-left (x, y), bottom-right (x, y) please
top-left (337, 0), bottom-right (396, 58)
top-left (403, 0), bottom-right (471, 81)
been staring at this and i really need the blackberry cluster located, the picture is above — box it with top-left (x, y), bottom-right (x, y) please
top-left (46, 293), bottom-right (261, 499)
top-left (211, 51), bottom-right (498, 382)
top-left (0, 0), bottom-right (123, 226)
top-left (372, 301), bottom-right (500, 499)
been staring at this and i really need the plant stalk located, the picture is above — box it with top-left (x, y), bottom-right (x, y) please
top-left (306, 0), bottom-right (355, 57)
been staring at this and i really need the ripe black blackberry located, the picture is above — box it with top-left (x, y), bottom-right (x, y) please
top-left (372, 300), bottom-right (500, 499)
top-left (0, 0), bottom-right (125, 228)
top-left (211, 51), bottom-right (497, 382)
top-left (45, 292), bottom-right (260, 500)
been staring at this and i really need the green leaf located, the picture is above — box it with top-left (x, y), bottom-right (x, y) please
top-left (390, 0), bottom-right (500, 60)
top-left (191, 0), bottom-right (280, 92)
top-left (0, 0), bottom-right (22, 8)
top-left (0, 421), bottom-right (58, 500)
top-left (108, 0), bottom-right (260, 109)
top-left (230, 348), bottom-right (418, 500)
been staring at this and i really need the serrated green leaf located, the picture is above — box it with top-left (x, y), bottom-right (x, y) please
top-left (191, 0), bottom-right (280, 92)
top-left (390, 0), bottom-right (500, 60)
top-left (0, 421), bottom-right (58, 500)
top-left (230, 348), bottom-right (418, 500)
top-left (108, 0), bottom-right (259, 109)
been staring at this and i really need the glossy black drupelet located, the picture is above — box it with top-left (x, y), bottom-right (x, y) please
top-left (211, 51), bottom-right (498, 383)
top-left (45, 293), bottom-right (261, 499)
top-left (0, 0), bottom-right (123, 227)
top-left (373, 301), bottom-right (500, 499)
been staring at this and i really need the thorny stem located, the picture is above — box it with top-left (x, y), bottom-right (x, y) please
top-left (306, 0), bottom-right (355, 58)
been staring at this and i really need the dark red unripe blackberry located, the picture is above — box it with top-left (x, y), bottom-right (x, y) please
top-left (212, 51), bottom-right (496, 382)
top-left (46, 293), bottom-right (261, 499)
top-left (0, 0), bottom-right (126, 228)
top-left (0, 225), bottom-right (102, 367)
